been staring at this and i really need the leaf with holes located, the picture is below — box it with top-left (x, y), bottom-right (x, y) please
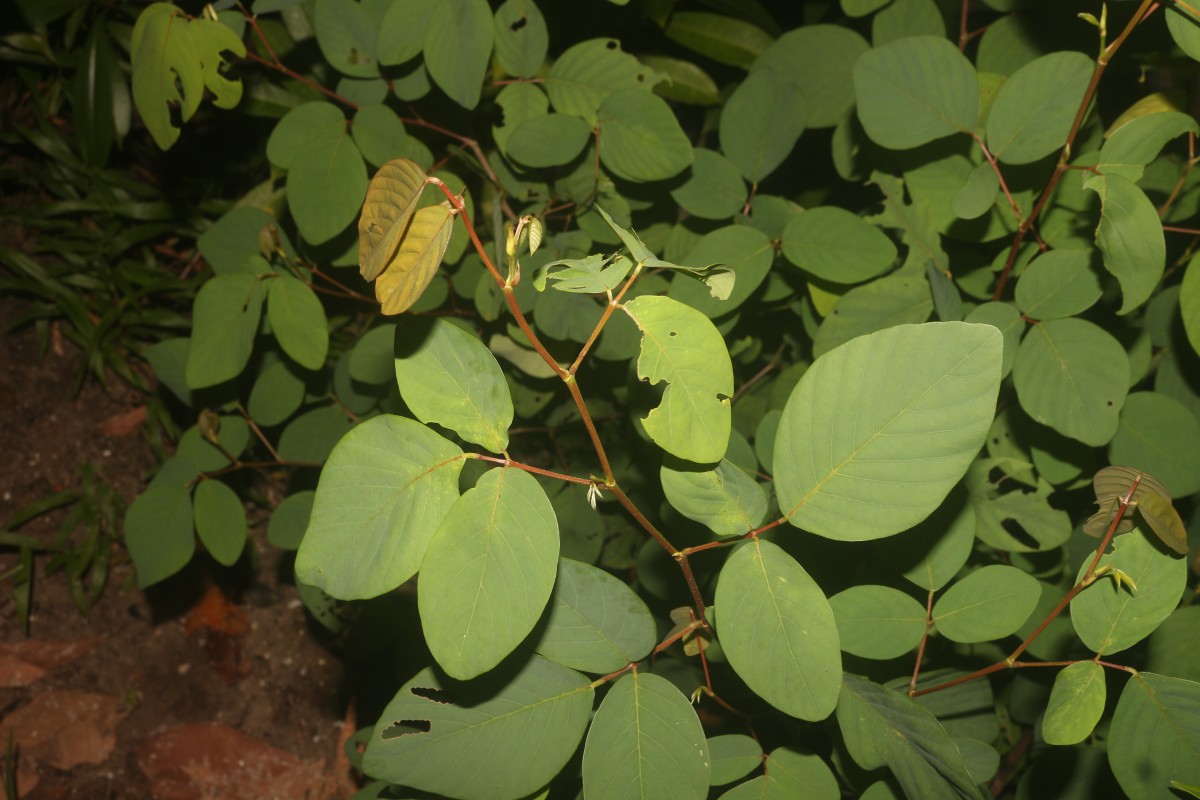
top-left (363, 655), bottom-right (593, 800)
top-left (622, 295), bottom-right (733, 463)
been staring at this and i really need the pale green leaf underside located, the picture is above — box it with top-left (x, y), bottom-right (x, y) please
top-left (1084, 173), bottom-right (1166, 316)
top-left (931, 564), bottom-right (1041, 643)
top-left (1012, 317), bottom-right (1129, 447)
top-left (363, 655), bottom-right (593, 800)
top-left (714, 538), bottom-right (842, 721)
top-left (623, 294), bottom-right (733, 463)
top-left (1043, 661), bottom-right (1106, 746)
top-left (582, 671), bottom-right (711, 800)
top-left (532, 558), bottom-right (656, 673)
top-left (295, 415), bottom-right (464, 600)
top-left (1109, 672), bottom-right (1200, 800)
top-left (419, 467), bottom-right (560, 680)
top-left (394, 317), bottom-right (514, 453)
top-left (1070, 529), bottom-right (1187, 656)
top-left (837, 675), bottom-right (984, 800)
top-left (830, 585), bottom-right (927, 660)
top-left (661, 457), bottom-right (767, 537)
top-left (775, 322), bottom-right (1002, 541)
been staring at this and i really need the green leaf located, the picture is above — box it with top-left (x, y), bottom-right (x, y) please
top-left (287, 130), bottom-right (368, 245)
top-left (544, 38), bottom-right (660, 125)
top-left (177, 416), bottom-right (250, 472)
top-left (837, 675), bottom-right (984, 800)
top-left (875, 486), bottom-right (974, 592)
top-left (1014, 249), bottom-right (1103, 321)
top-left (536, 253), bottom-right (633, 294)
top-left (781, 207), bottom-right (897, 284)
top-left (969, 471), bottom-right (1072, 552)
top-left (714, 538), bottom-right (842, 721)
top-left (1109, 672), bottom-right (1200, 800)
top-left (192, 479), bottom-right (246, 566)
top-left (932, 565), bottom-right (1041, 643)
top-left (622, 295), bottom-right (734, 463)
top-left (1071, 529), bottom-right (1187, 655)
top-left (670, 149), bottom-right (747, 220)
top-left (985, 52), bottom-right (1092, 164)
top-left (853, 36), bottom-right (978, 149)
top-left (531, 558), bottom-right (656, 673)
top-left (641, 55), bottom-right (721, 106)
top-left (352, 103), bottom-right (409, 167)
top-left (872, 0), bottom-right (945, 47)
top-left (267, 102), bottom-right (347, 169)
top-left (776, 322), bottom-right (1001, 541)
top-left (951, 162), bottom-right (999, 221)
top-left (493, 82), bottom-right (549, 153)
top-left (131, 4), bottom-right (203, 150)
top-left (597, 88), bottom-right (693, 182)
top-left (719, 69), bottom-right (806, 183)
top-left (582, 671), bottom-right (711, 800)
top-left (505, 112), bottom-right (592, 168)
top-left (124, 486), bottom-right (194, 589)
top-left (1012, 318), bottom-right (1129, 446)
top-left (664, 11), bottom-right (773, 68)
top-left (295, 415), bottom-right (464, 600)
top-left (185, 273), bottom-right (266, 389)
top-left (393, 317), bottom-right (513, 453)
top-left (709, 734), bottom-right (762, 786)
top-left (248, 360), bottom-right (305, 426)
top-left (829, 585), bottom-right (927, 659)
top-left (420, 468), bottom-right (559, 679)
top-left (314, 0), bottom-right (379, 77)
top-left (766, 747), bottom-right (840, 799)
top-left (1146, 606), bottom-right (1200, 682)
top-left (493, 0), bottom-right (547, 78)
top-left (1109, 392), bottom-right (1200, 497)
top-left (667, 225), bottom-right (773, 317)
top-left (1099, 110), bottom-right (1199, 181)
top-left (811, 274), bottom-right (932, 358)
top-left (198, 206), bottom-right (293, 276)
top-left (277, 406), bottom-right (354, 463)
top-left (1168, 4), bottom-right (1200, 62)
top-left (424, 0), bottom-right (493, 109)
top-left (753, 25), bottom-right (869, 128)
top-left (1084, 173), bottom-right (1166, 315)
top-left (268, 273), bottom-right (328, 370)
top-left (1182, 253), bottom-right (1200, 357)
top-left (963, 302), bottom-right (1023, 379)
top-left (362, 655), bottom-right (593, 800)
top-left (661, 457), bottom-right (767, 537)
top-left (1043, 661), bottom-right (1105, 746)
top-left (842, 0), bottom-right (891, 16)
top-left (377, 0), bottom-right (436, 65)
top-left (267, 490), bottom-right (313, 550)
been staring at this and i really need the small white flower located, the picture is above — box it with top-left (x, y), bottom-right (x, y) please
top-left (586, 483), bottom-right (600, 510)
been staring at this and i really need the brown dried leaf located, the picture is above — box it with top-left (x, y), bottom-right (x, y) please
top-left (0, 637), bottom-right (101, 688)
top-left (137, 723), bottom-right (329, 800)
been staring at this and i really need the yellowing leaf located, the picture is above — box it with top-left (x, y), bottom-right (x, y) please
top-left (1138, 492), bottom-right (1189, 555)
top-left (375, 203), bottom-right (454, 315)
top-left (358, 157), bottom-right (428, 281)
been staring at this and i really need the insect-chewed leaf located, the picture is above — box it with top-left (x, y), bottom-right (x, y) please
top-left (375, 203), bottom-right (454, 315)
top-left (358, 157), bottom-right (428, 281)
top-left (1138, 492), bottom-right (1189, 555)
top-left (1093, 465), bottom-right (1171, 504)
